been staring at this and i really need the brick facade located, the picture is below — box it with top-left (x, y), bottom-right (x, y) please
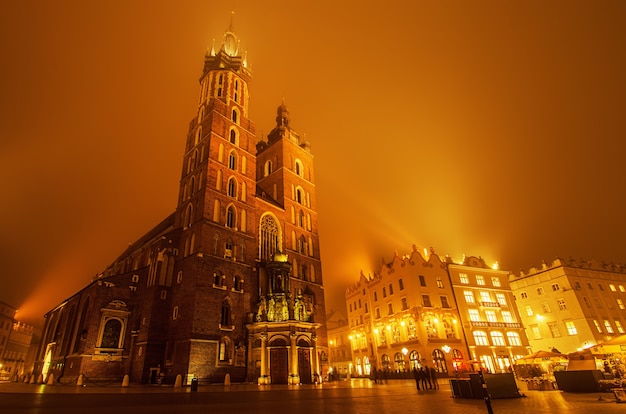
top-left (34, 20), bottom-right (327, 385)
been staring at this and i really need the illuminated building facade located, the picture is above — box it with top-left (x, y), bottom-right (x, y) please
top-left (345, 247), bottom-right (470, 377)
top-left (0, 301), bottom-right (17, 380)
top-left (35, 19), bottom-right (327, 385)
top-left (325, 310), bottom-right (352, 380)
top-left (509, 258), bottom-right (626, 354)
top-left (2, 322), bottom-right (34, 381)
top-left (448, 256), bottom-right (529, 373)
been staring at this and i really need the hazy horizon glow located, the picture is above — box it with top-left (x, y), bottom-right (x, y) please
top-left (2, 1), bottom-right (626, 327)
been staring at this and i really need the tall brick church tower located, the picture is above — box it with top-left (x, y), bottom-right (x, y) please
top-left (34, 18), bottom-right (328, 385)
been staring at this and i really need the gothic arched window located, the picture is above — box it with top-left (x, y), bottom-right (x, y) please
top-left (226, 206), bottom-right (236, 228)
top-left (260, 214), bottom-right (281, 261)
top-left (227, 177), bottom-right (237, 198)
top-left (221, 300), bottom-right (231, 327)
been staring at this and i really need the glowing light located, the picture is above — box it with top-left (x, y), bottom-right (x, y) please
top-left (453, 319), bottom-right (457, 324)
top-left (433, 318), bottom-right (439, 324)
top-left (402, 347), bottom-right (408, 355)
top-left (400, 321), bottom-right (406, 326)
top-left (373, 329), bottom-right (379, 334)
top-left (492, 261), bottom-right (499, 270)
top-left (536, 314), bottom-right (544, 321)
top-left (386, 325), bottom-right (391, 331)
top-left (442, 345), bottom-right (451, 353)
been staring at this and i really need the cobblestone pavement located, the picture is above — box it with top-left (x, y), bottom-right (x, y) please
top-left (1, 378), bottom-right (625, 414)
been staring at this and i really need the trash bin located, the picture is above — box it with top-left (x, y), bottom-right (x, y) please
top-left (191, 377), bottom-right (198, 392)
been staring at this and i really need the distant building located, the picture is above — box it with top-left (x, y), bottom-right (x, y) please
top-left (448, 256), bottom-right (529, 373)
top-left (0, 302), bottom-right (17, 380)
top-left (3, 322), bottom-right (34, 381)
top-left (0, 302), bottom-right (34, 381)
top-left (34, 19), bottom-right (327, 385)
top-left (509, 257), bottom-right (626, 354)
top-left (326, 310), bottom-right (352, 380)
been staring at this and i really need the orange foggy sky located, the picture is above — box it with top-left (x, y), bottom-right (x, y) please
top-left (1, 1), bottom-right (625, 328)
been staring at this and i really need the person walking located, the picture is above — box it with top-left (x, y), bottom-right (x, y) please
top-left (412, 367), bottom-right (421, 390)
top-left (419, 366), bottom-right (428, 390)
top-left (371, 368), bottom-right (379, 384)
top-left (423, 366), bottom-right (433, 389)
top-left (429, 366), bottom-right (439, 390)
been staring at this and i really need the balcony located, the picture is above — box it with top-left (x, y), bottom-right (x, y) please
top-left (480, 301), bottom-right (501, 308)
top-left (427, 337), bottom-right (461, 343)
top-left (470, 321), bottom-right (522, 328)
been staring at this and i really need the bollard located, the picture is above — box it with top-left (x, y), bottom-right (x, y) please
top-left (477, 370), bottom-right (494, 414)
top-left (224, 373), bottom-right (231, 386)
top-left (174, 374), bottom-right (182, 388)
top-left (77, 374), bottom-right (84, 386)
top-left (46, 373), bottom-right (55, 385)
top-left (122, 374), bottom-right (130, 387)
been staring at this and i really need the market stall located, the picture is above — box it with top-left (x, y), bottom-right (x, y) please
top-left (513, 350), bottom-right (568, 390)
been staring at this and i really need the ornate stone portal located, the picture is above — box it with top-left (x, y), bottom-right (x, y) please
top-left (247, 253), bottom-right (321, 385)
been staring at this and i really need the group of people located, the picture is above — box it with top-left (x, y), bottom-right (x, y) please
top-left (370, 367), bottom-right (389, 384)
top-left (412, 366), bottom-right (439, 390)
top-left (369, 366), bottom-right (439, 390)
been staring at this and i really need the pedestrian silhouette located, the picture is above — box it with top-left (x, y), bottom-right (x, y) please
top-left (419, 366), bottom-right (428, 389)
top-left (429, 366), bottom-right (439, 390)
top-left (423, 366), bottom-right (432, 389)
top-left (412, 367), bottom-right (421, 390)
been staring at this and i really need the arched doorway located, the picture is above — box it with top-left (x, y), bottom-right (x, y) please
top-left (269, 337), bottom-right (289, 384)
top-left (41, 344), bottom-right (53, 380)
top-left (409, 350), bottom-right (421, 369)
top-left (433, 349), bottom-right (448, 375)
top-left (381, 354), bottom-right (391, 370)
top-left (394, 352), bottom-right (405, 371)
top-left (297, 338), bottom-right (312, 384)
top-left (363, 356), bottom-right (371, 376)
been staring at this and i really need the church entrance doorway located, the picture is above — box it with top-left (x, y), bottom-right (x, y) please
top-left (270, 348), bottom-right (289, 384)
top-left (298, 348), bottom-right (311, 384)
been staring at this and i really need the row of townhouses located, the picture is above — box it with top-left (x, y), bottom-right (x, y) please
top-left (330, 250), bottom-right (626, 379)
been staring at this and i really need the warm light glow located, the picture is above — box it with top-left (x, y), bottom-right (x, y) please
top-left (536, 314), bottom-right (544, 321)
top-left (442, 345), bottom-right (451, 353)
top-left (434, 318), bottom-right (439, 324)
top-left (402, 347), bottom-right (408, 355)
top-left (400, 321), bottom-right (405, 326)
top-left (386, 325), bottom-right (391, 331)
top-left (1, 1), bottom-right (624, 337)
top-left (492, 261), bottom-right (499, 270)
top-left (453, 319), bottom-right (457, 324)
top-left (373, 329), bottom-right (379, 334)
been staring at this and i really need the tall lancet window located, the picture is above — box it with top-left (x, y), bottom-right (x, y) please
top-left (260, 214), bottom-right (280, 261)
